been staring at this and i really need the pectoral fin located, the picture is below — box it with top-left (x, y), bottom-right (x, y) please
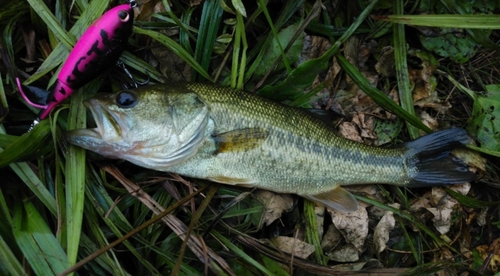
top-left (16, 78), bottom-right (51, 108)
top-left (303, 186), bottom-right (358, 212)
top-left (213, 128), bottom-right (268, 154)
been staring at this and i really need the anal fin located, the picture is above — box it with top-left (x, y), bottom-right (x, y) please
top-left (303, 186), bottom-right (359, 212)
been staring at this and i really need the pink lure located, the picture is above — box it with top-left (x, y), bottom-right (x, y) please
top-left (17, 3), bottom-right (134, 122)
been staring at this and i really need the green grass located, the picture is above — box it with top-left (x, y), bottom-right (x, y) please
top-left (1, 0), bottom-right (500, 275)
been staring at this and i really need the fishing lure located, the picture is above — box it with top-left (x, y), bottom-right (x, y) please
top-left (17, 2), bottom-right (135, 127)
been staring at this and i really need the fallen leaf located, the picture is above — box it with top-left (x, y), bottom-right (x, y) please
top-left (373, 203), bottom-right (399, 253)
top-left (407, 49), bottom-right (452, 114)
top-left (451, 148), bottom-right (487, 173)
top-left (426, 183), bottom-right (471, 235)
top-left (344, 36), bottom-right (377, 70)
top-left (419, 110), bottom-right (439, 131)
top-left (433, 247), bottom-right (456, 276)
top-left (297, 35), bottom-right (332, 65)
top-left (270, 236), bottom-right (315, 259)
top-left (150, 44), bottom-right (192, 82)
top-left (375, 46), bottom-right (395, 77)
top-left (338, 122), bottom-right (363, 143)
top-left (328, 206), bottom-right (369, 251)
top-left (467, 85), bottom-right (500, 152)
top-left (326, 243), bottom-right (359, 262)
top-left (409, 191), bottom-right (433, 211)
top-left (426, 207), bottom-right (453, 235)
top-left (475, 237), bottom-right (500, 274)
top-left (321, 224), bottom-right (343, 252)
top-left (253, 190), bottom-right (294, 226)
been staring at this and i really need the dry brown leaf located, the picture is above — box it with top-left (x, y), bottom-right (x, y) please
top-left (407, 49), bottom-right (451, 113)
top-left (347, 185), bottom-right (385, 205)
top-left (326, 244), bottom-right (359, 262)
top-left (135, 0), bottom-right (165, 21)
top-left (419, 110), bottom-right (439, 131)
top-left (373, 203), bottom-right (399, 253)
top-left (426, 183), bottom-right (471, 235)
top-left (344, 36), bottom-right (377, 70)
top-left (270, 236), bottom-right (315, 259)
top-left (328, 206), bottom-right (369, 251)
top-left (338, 122), bottom-right (363, 142)
top-left (409, 191), bottom-right (433, 211)
top-left (475, 237), bottom-right (500, 274)
top-left (433, 248), bottom-right (456, 276)
top-left (321, 224), bottom-right (343, 252)
top-left (298, 35), bottom-right (332, 65)
top-left (253, 190), bottom-right (294, 226)
top-left (150, 45), bottom-right (192, 82)
top-left (452, 148), bottom-right (487, 173)
top-left (352, 112), bottom-right (377, 141)
top-left (477, 207), bottom-right (488, 227)
top-left (375, 46), bottom-right (395, 77)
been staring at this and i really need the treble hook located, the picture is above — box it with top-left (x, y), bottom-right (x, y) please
top-left (116, 60), bottom-right (150, 89)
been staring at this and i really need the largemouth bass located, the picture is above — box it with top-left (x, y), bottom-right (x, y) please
top-left (66, 83), bottom-right (476, 212)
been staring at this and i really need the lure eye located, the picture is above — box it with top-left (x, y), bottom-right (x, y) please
top-left (118, 11), bottom-right (130, 22)
top-left (116, 91), bottom-right (138, 108)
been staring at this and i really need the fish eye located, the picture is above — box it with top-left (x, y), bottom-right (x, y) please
top-left (118, 11), bottom-right (130, 22)
top-left (116, 91), bottom-right (138, 108)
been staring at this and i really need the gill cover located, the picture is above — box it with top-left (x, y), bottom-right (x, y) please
top-left (66, 85), bottom-right (211, 170)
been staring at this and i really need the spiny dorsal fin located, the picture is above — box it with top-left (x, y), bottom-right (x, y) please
top-left (213, 128), bottom-right (268, 154)
top-left (303, 186), bottom-right (359, 212)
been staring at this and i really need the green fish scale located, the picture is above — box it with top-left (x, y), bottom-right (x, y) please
top-left (178, 83), bottom-right (411, 194)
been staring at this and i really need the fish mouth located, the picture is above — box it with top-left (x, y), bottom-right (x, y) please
top-left (66, 98), bottom-right (125, 149)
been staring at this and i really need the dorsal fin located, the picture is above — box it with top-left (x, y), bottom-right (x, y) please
top-left (303, 186), bottom-right (359, 212)
top-left (213, 128), bottom-right (268, 154)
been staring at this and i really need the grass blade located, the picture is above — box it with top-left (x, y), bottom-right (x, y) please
top-left (26, 0), bottom-right (75, 48)
top-left (0, 123), bottom-right (57, 214)
top-left (337, 54), bottom-right (431, 133)
top-left (0, 234), bottom-right (24, 275)
top-left (65, 88), bottom-right (87, 268)
top-left (193, 0), bottom-right (223, 81)
top-left (133, 27), bottom-right (213, 82)
top-left (303, 200), bottom-right (327, 265)
top-left (0, 119), bottom-right (52, 167)
top-left (258, 0), bottom-right (378, 100)
top-left (211, 230), bottom-right (274, 275)
top-left (377, 14), bottom-right (500, 29)
top-left (393, 0), bottom-right (419, 139)
top-left (24, 0), bottom-right (109, 85)
top-left (12, 200), bottom-right (68, 274)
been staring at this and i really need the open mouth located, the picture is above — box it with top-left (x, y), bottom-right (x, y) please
top-left (65, 98), bottom-right (122, 143)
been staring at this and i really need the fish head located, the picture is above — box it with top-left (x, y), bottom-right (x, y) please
top-left (66, 85), bottom-right (210, 169)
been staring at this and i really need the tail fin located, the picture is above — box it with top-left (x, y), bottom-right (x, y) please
top-left (404, 128), bottom-right (477, 187)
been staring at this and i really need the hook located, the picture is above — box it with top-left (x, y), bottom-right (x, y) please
top-left (116, 60), bottom-right (150, 89)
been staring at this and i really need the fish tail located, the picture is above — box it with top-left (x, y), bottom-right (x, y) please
top-left (404, 128), bottom-right (476, 187)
